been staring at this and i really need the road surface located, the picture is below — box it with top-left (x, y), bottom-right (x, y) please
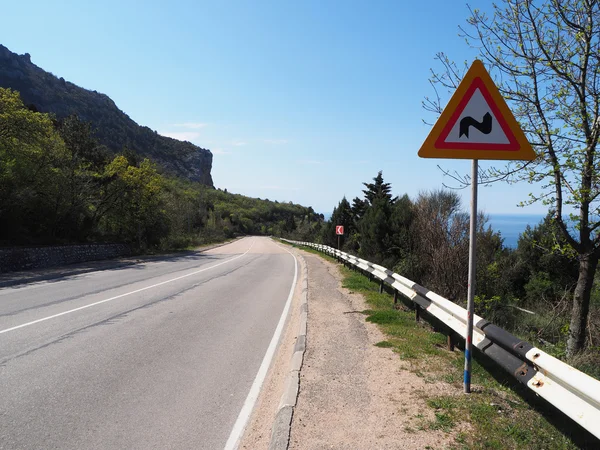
top-left (0, 237), bottom-right (296, 450)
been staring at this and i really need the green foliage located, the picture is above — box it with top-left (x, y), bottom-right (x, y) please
top-left (321, 196), bottom-right (352, 249)
top-left (362, 170), bottom-right (396, 205)
top-left (0, 88), bottom-right (322, 251)
top-left (425, 0), bottom-right (600, 357)
top-left (474, 294), bottom-right (507, 325)
top-left (99, 156), bottom-right (168, 248)
top-left (351, 196), bottom-right (367, 222)
top-left (357, 172), bottom-right (402, 265)
top-left (322, 169), bottom-right (598, 370)
top-left (359, 198), bottom-right (393, 262)
top-left (429, 412), bottom-right (454, 432)
top-left (366, 309), bottom-right (403, 325)
top-left (321, 172), bottom-right (414, 269)
top-left (0, 48), bottom-right (212, 184)
top-left (0, 88), bottom-right (68, 244)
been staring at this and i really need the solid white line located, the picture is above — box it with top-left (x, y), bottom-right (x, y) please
top-left (223, 240), bottom-right (298, 450)
top-left (0, 239), bottom-right (255, 335)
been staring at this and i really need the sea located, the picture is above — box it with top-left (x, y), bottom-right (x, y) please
top-left (321, 212), bottom-right (545, 249)
top-left (487, 213), bottom-right (545, 248)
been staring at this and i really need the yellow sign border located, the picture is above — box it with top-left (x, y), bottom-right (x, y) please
top-left (418, 60), bottom-right (535, 161)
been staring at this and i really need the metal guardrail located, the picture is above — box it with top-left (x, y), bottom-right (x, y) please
top-left (283, 239), bottom-right (600, 440)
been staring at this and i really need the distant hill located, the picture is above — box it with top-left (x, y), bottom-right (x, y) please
top-left (0, 44), bottom-right (212, 186)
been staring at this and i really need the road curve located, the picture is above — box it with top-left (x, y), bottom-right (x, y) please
top-left (0, 237), bottom-right (296, 450)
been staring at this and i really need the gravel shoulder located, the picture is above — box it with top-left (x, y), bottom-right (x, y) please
top-left (288, 252), bottom-right (456, 450)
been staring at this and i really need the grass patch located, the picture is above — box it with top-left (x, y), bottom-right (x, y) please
top-left (366, 310), bottom-right (403, 324)
top-left (309, 254), bottom-right (598, 449)
top-left (430, 412), bottom-right (455, 432)
top-left (343, 273), bottom-right (377, 292)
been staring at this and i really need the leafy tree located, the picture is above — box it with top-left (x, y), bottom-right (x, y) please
top-left (100, 155), bottom-right (167, 248)
top-left (425, 1), bottom-right (600, 356)
top-left (517, 216), bottom-right (579, 304)
top-left (0, 87), bottom-right (324, 251)
top-left (56, 115), bottom-right (110, 170)
top-left (0, 49), bottom-right (214, 186)
top-left (53, 115), bottom-right (112, 240)
top-left (284, 213), bottom-right (297, 233)
top-left (0, 88), bottom-right (67, 243)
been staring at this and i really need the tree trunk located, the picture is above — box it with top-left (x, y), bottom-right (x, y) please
top-left (566, 253), bottom-right (598, 357)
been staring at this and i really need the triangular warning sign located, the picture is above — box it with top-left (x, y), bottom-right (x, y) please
top-left (419, 60), bottom-right (535, 160)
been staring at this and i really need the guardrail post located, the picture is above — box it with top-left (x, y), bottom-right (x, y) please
top-left (379, 280), bottom-right (384, 294)
top-left (393, 290), bottom-right (399, 305)
top-left (415, 306), bottom-right (420, 322)
top-left (447, 334), bottom-right (455, 352)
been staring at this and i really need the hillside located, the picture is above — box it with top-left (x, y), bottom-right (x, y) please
top-left (0, 44), bottom-right (212, 185)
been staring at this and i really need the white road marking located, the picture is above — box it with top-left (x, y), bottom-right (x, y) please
top-left (0, 239), bottom-right (255, 335)
top-left (223, 240), bottom-right (298, 450)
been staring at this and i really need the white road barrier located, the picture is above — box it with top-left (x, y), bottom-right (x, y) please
top-left (283, 239), bottom-right (600, 440)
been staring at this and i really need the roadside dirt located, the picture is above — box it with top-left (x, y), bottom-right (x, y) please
top-left (288, 252), bottom-right (456, 450)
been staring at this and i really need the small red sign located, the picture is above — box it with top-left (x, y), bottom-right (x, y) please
top-left (335, 225), bottom-right (344, 235)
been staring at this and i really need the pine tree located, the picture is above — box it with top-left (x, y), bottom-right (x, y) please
top-left (362, 171), bottom-right (396, 206)
top-left (358, 197), bottom-right (393, 264)
top-left (326, 197), bottom-right (353, 247)
top-left (351, 197), bottom-right (367, 223)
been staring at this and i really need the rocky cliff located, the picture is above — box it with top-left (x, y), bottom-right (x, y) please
top-left (0, 44), bottom-right (213, 186)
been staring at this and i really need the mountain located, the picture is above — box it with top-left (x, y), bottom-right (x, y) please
top-left (0, 44), bottom-right (213, 186)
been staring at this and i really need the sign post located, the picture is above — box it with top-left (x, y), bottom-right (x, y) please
top-left (335, 225), bottom-right (344, 250)
top-left (418, 60), bottom-right (535, 393)
top-left (465, 159), bottom-right (478, 392)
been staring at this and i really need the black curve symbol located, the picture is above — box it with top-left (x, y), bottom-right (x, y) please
top-left (459, 112), bottom-right (492, 138)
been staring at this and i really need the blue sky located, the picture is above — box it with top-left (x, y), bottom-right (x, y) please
top-left (2, 0), bottom-right (547, 216)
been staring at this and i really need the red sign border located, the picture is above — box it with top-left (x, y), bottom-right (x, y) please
top-left (434, 77), bottom-right (519, 151)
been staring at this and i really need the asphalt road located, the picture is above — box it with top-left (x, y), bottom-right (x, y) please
top-left (0, 237), bottom-right (297, 450)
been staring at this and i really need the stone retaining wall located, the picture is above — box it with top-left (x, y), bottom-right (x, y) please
top-left (0, 244), bottom-right (130, 273)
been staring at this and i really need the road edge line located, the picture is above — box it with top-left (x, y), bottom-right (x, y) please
top-left (268, 250), bottom-right (309, 450)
